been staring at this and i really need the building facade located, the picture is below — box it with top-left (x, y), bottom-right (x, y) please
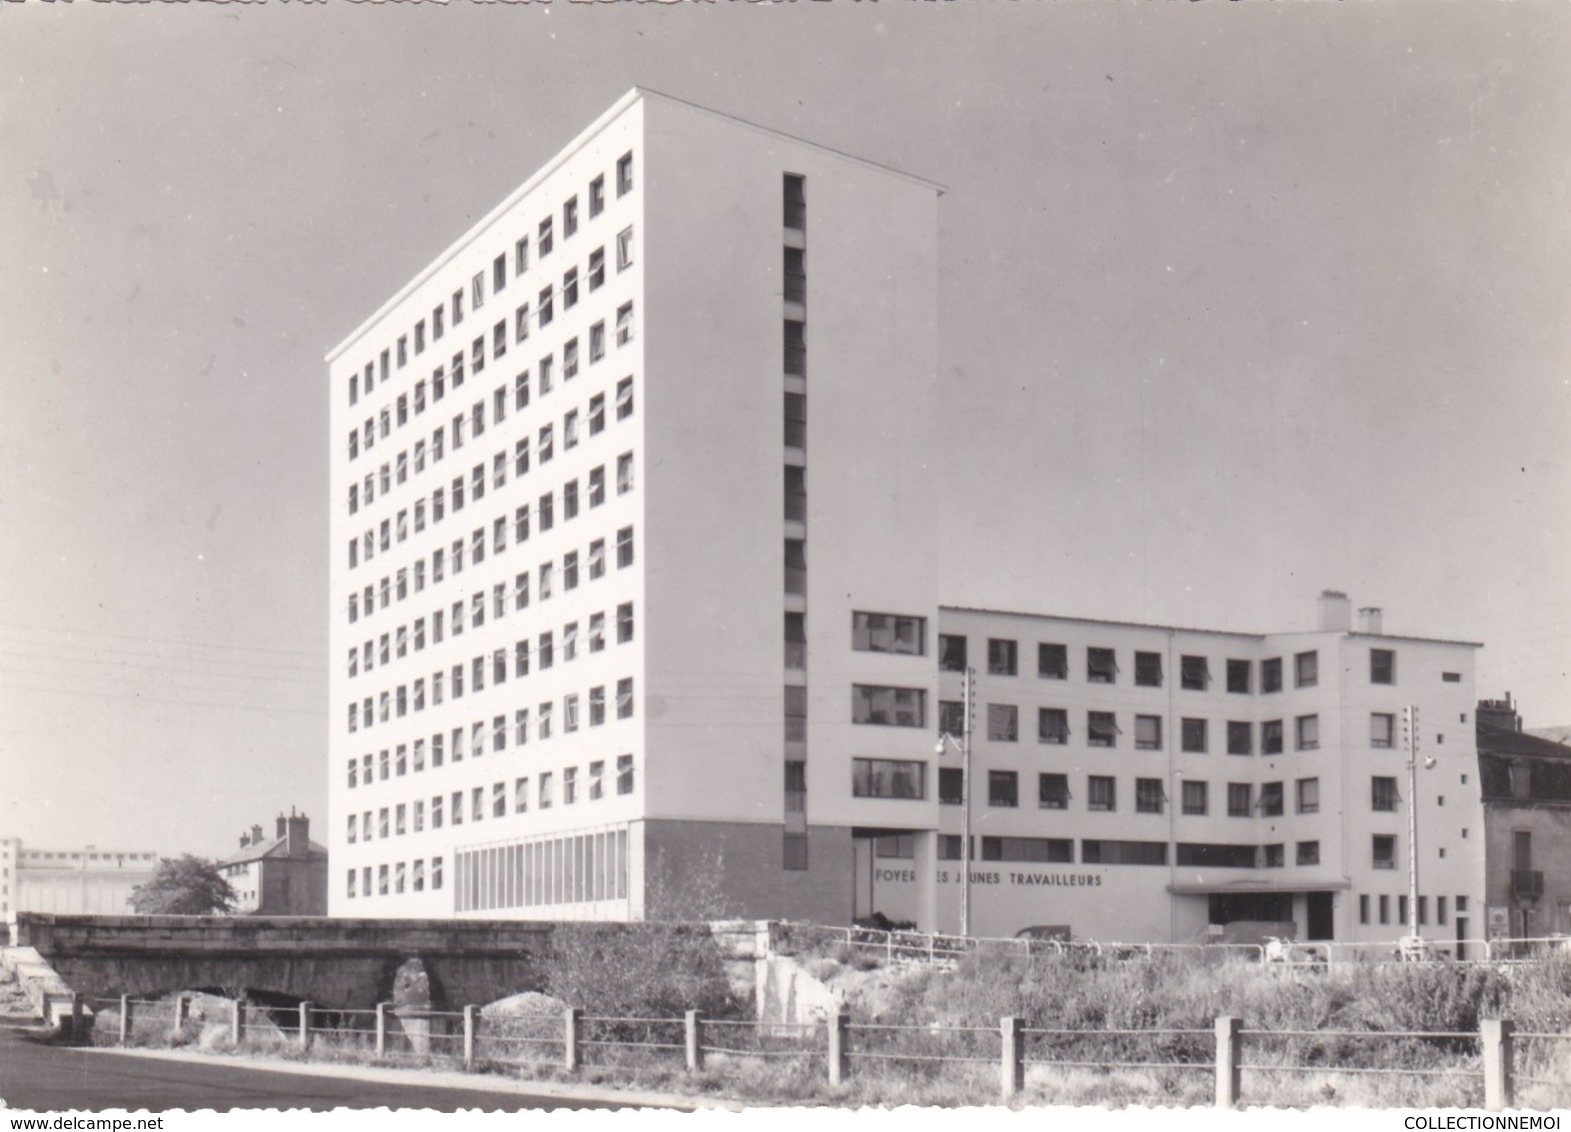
top-left (326, 91), bottom-right (1489, 947)
top-left (1476, 695), bottom-right (1571, 944)
top-left (327, 89), bottom-right (942, 924)
top-left (217, 812), bottom-right (330, 916)
top-left (0, 838), bottom-right (158, 917)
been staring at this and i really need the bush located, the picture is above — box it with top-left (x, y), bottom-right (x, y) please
top-left (542, 923), bottom-right (744, 1023)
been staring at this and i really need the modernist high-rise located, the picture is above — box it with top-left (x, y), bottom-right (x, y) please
top-left (328, 89), bottom-right (943, 926)
top-left (328, 91), bottom-right (1489, 949)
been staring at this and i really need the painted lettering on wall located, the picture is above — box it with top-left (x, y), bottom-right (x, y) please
top-left (929, 870), bottom-right (1103, 887)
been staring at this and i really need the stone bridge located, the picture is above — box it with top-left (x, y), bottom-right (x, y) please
top-left (3, 914), bottom-right (791, 1017)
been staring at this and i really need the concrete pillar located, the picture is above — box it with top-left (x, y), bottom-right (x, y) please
top-left (119, 995), bottom-right (132, 1044)
top-left (1483, 1019), bottom-right (1515, 1112)
top-left (827, 1007), bottom-right (850, 1086)
top-left (230, 998), bottom-right (246, 1046)
top-left (462, 1004), bottom-right (478, 1071)
top-left (913, 831), bottom-right (938, 934)
top-left (1215, 1016), bottom-right (1242, 1109)
top-left (685, 1011), bottom-right (704, 1072)
top-left (374, 1002), bottom-right (389, 1057)
top-left (298, 1002), bottom-right (313, 1051)
top-left (564, 1007), bottom-right (583, 1071)
top-left (1000, 1016), bottom-right (1025, 1100)
top-left (69, 993), bottom-right (84, 1044)
top-left (173, 994), bottom-right (191, 1034)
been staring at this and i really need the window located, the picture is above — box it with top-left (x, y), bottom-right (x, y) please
top-left (538, 216), bottom-right (553, 258)
top-left (1258, 782), bottom-right (1284, 816)
top-left (988, 771), bottom-right (1018, 808)
top-left (515, 236), bottom-right (529, 275)
top-left (617, 225), bottom-right (634, 270)
top-left (617, 452), bottom-right (634, 494)
top-left (1039, 773), bottom-right (1070, 810)
top-left (617, 602), bottom-right (634, 644)
top-left (589, 539), bottom-right (606, 581)
top-left (987, 638), bottom-right (1018, 676)
top-left (617, 754), bottom-right (634, 795)
top-left (471, 271), bottom-right (485, 311)
top-left (1227, 782), bottom-right (1252, 817)
top-left (1087, 775), bottom-right (1116, 812)
top-left (852, 685), bottom-right (927, 727)
top-left (1136, 778), bottom-right (1165, 814)
top-left (983, 837), bottom-right (1073, 863)
top-left (1037, 643), bottom-right (1067, 679)
top-left (589, 319), bottom-right (605, 363)
top-left (589, 613), bottom-right (605, 653)
top-left (617, 677), bottom-right (634, 719)
top-left (616, 376), bottom-right (634, 419)
top-left (1294, 650), bottom-right (1318, 688)
top-left (853, 758), bottom-right (925, 799)
top-left (563, 195), bottom-right (578, 238)
top-left (1262, 719), bottom-right (1284, 755)
top-left (1087, 711), bottom-right (1118, 748)
top-left (538, 286), bottom-right (553, 328)
top-left (1087, 647), bottom-right (1118, 684)
top-left (539, 772), bottom-right (554, 809)
top-left (1038, 708), bottom-right (1069, 745)
top-left (1372, 835), bottom-right (1397, 870)
top-left (1134, 715), bottom-right (1162, 751)
top-left (1180, 655), bottom-right (1209, 690)
top-left (987, 704), bottom-right (1018, 742)
top-left (1261, 658), bottom-right (1282, 693)
top-left (1181, 779), bottom-right (1208, 816)
top-left (515, 304), bottom-right (531, 345)
top-left (852, 612), bottom-right (925, 655)
top-left (1371, 713), bottom-right (1395, 748)
top-left (564, 479), bottom-right (579, 520)
top-left (1370, 648), bottom-right (1395, 684)
top-left (1296, 714), bottom-right (1320, 750)
top-left (616, 151), bottom-right (634, 196)
top-left (1181, 718), bottom-right (1208, 753)
top-left (563, 268), bottom-right (578, 311)
top-left (589, 175), bottom-right (605, 217)
top-left (1371, 776), bottom-right (1400, 812)
top-left (1226, 658), bottom-right (1251, 693)
top-left (1082, 840), bottom-right (1167, 866)
top-left (1296, 777), bottom-right (1320, 814)
top-left (938, 634), bottom-right (967, 673)
top-left (616, 302), bottom-right (635, 345)
top-left (1134, 652), bottom-right (1163, 687)
top-left (616, 526), bottom-right (634, 568)
top-left (1226, 721), bottom-right (1252, 756)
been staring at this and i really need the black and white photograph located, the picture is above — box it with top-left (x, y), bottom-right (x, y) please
top-left (2, 0), bottom-right (1569, 1118)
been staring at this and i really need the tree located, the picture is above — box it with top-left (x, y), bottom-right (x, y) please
top-left (129, 854), bottom-right (238, 915)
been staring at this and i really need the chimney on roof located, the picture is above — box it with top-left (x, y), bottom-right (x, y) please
top-left (1476, 692), bottom-right (1522, 733)
top-left (1318, 590), bottom-right (1351, 633)
top-left (1358, 607), bottom-right (1384, 635)
top-left (240, 831), bottom-right (250, 848)
top-left (285, 811), bottom-right (310, 858)
top-left (252, 824), bottom-right (265, 846)
top-left (276, 812), bottom-right (288, 840)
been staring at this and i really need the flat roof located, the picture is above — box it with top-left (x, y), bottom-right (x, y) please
top-left (940, 605), bottom-right (1483, 650)
top-left (327, 87), bottom-right (943, 365)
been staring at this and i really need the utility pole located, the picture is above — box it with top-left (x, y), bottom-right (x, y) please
top-left (1405, 704), bottom-right (1421, 943)
top-left (961, 665), bottom-right (974, 939)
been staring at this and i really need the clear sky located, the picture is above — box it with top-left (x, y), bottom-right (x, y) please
top-left (2, 1), bottom-right (1566, 861)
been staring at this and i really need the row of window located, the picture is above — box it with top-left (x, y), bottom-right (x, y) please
top-left (780, 174), bottom-right (810, 862)
top-left (1358, 893), bottom-right (1467, 927)
top-left (347, 151), bottom-right (634, 411)
top-left (346, 857), bottom-right (444, 898)
top-left (348, 756), bottom-right (636, 848)
top-left (348, 373), bottom-right (634, 525)
top-left (939, 636), bottom-right (1404, 690)
top-left (454, 826), bottom-right (631, 912)
top-left (348, 470), bottom-right (635, 636)
top-left (874, 834), bottom-right (1327, 870)
top-left (348, 648), bottom-right (636, 733)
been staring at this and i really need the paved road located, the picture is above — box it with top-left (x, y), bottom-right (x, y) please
top-left (0, 1025), bottom-right (634, 1112)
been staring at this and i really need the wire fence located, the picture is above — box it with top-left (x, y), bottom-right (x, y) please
top-left (73, 991), bottom-right (1551, 1110)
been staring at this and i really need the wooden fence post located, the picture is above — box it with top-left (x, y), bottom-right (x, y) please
top-left (462, 1005), bottom-right (478, 1071)
top-left (1483, 1019), bottom-right (1515, 1111)
top-left (827, 1007), bottom-right (850, 1086)
top-left (374, 1001), bottom-right (389, 1057)
top-left (564, 1007), bottom-right (582, 1071)
top-left (1215, 1016), bottom-right (1242, 1109)
top-left (230, 999), bottom-right (246, 1046)
top-left (173, 994), bottom-right (190, 1035)
top-left (119, 995), bottom-right (132, 1044)
top-left (1001, 1016), bottom-right (1025, 1100)
top-left (298, 1002), bottom-right (313, 1051)
top-left (685, 1010), bottom-right (704, 1072)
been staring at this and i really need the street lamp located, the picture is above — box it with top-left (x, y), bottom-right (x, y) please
top-left (935, 666), bottom-right (975, 938)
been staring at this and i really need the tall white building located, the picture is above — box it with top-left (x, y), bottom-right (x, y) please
top-left (327, 91), bottom-right (1488, 947)
top-left (327, 89), bottom-right (942, 925)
